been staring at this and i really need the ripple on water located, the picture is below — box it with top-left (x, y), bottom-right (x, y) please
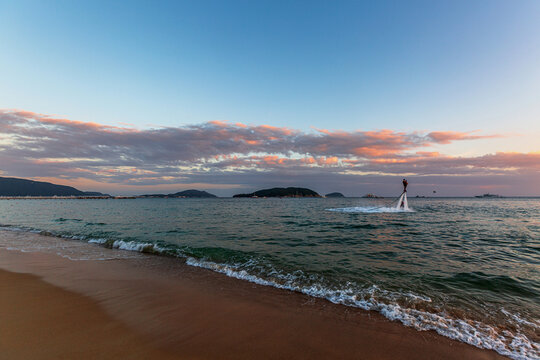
top-left (0, 198), bottom-right (538, 359)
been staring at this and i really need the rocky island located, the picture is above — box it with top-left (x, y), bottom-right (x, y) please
top-left (325, 192), bottom-right (345, 198)
top-left (233, 187), bottom-right (321, 198)
top-left (139, 190), bottom-right (217, 198)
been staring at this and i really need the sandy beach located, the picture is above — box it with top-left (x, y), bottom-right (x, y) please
top-left (0, 269), bottom-right (176, 360)
top-left (0, 231), bottom-right (505, 360)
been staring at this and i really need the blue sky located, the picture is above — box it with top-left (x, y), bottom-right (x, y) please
top-left (1, 0), bottom-right (539, 131)
top-left (0, 1), bottom-right (539, 195)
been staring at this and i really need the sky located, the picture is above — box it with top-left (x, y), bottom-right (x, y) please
top-left (0, 0), bottom-right (539, 196)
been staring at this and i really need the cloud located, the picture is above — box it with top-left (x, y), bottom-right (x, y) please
top-left (0, 109), bottom-right (537, 195)
top-left (426, 131), bottom-right (500, 144)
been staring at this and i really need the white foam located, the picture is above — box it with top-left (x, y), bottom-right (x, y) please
top-left (327, 206), bottom-right (414, 213)
top-left (88, 238), bottom-right (107, 245)
top-left (396, 192), bottom-right (410, 211)
top-left (111, 240), bottom-right (164, 253)
top-left (186, 257), bottom-right (538, 360)
top-left (501, 309), bottom-right (540, 330)
top-left (0, 228), bottom-right (142, 261)
top-left (0, 226), bottom-right (27, 232)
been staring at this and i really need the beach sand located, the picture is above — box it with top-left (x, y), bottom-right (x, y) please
top-left (0, 232), bottom-right (505, 359)
top-left (0, 269), bottom-right (175, 360)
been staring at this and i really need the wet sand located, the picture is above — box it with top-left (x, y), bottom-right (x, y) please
top-left (0, 269), bottom-right (175, 360)
top-left (0, 234), bottom-right (506, 359)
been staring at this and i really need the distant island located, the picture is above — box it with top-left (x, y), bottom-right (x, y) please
top-left (0, 176), bottom-right (109, 197)
top-left (233, 187), bottom-right (321, 198)
top-left (362, 193), bottom-right (383, 198)
top-left (139, 189), bottom-right (217, 198)
top-left (325, 192), bottom-right (345, 198)
top-left (475, 193), bottom-right (503, 198)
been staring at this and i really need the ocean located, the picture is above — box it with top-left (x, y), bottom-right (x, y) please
top-left (0, 197), bottom-right (538, 359)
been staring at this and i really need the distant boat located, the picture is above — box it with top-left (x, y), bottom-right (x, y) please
top-left (475, 193), bottom-right (503, 198)
top-left (362, 193), bottom-right (383, 198)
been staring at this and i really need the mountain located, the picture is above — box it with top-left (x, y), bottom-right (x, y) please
top-left (139, 189), bottom-right (217, 198)
top-left (233, 187), bottom-right (321, 198)
top-left (0, 176), bottom-right (109, 197)
top-left (325, 192), bottom-right (345, 198)
top-left (170, 190), bottom-right (217, 198)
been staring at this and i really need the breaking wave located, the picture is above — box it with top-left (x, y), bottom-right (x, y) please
top-left (185, 257), bottom-right (538, 360)
top-left (327, 206), bottom-right (414, 213)
top-left (0, 223), bottom-right (537, 359)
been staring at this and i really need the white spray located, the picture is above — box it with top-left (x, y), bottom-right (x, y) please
top-left (396, 192), bottom-right (409, 210)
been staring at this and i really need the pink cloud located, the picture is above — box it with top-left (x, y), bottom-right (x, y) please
top-left (1, 108), bottom-right (537, 195)
top-left (427, 131), bottom-right (500, 144)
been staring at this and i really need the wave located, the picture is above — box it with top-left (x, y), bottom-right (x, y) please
top-left (0, 224), bottom-right (537, 359)
top-left (54, 218), bottom-right (83, 222)
top-left (327, 206), bottom-right (414, 213)
top-left (185, 257), bottom-right (537, 360)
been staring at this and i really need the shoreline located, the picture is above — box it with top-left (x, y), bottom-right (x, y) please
top-left (0, 233), bottom-right (505, 359)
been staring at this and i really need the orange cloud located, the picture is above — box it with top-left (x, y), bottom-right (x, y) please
top-left (427, 131), bottom-right (499, 144)
top-left (4, 108), bottom-right (533, 195)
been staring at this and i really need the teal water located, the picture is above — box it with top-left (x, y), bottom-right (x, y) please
top-left (0, 198), bottom-right (538, 359)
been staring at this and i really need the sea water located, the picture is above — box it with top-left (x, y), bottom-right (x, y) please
top-left (0, 197), bottom-right (538, 359)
